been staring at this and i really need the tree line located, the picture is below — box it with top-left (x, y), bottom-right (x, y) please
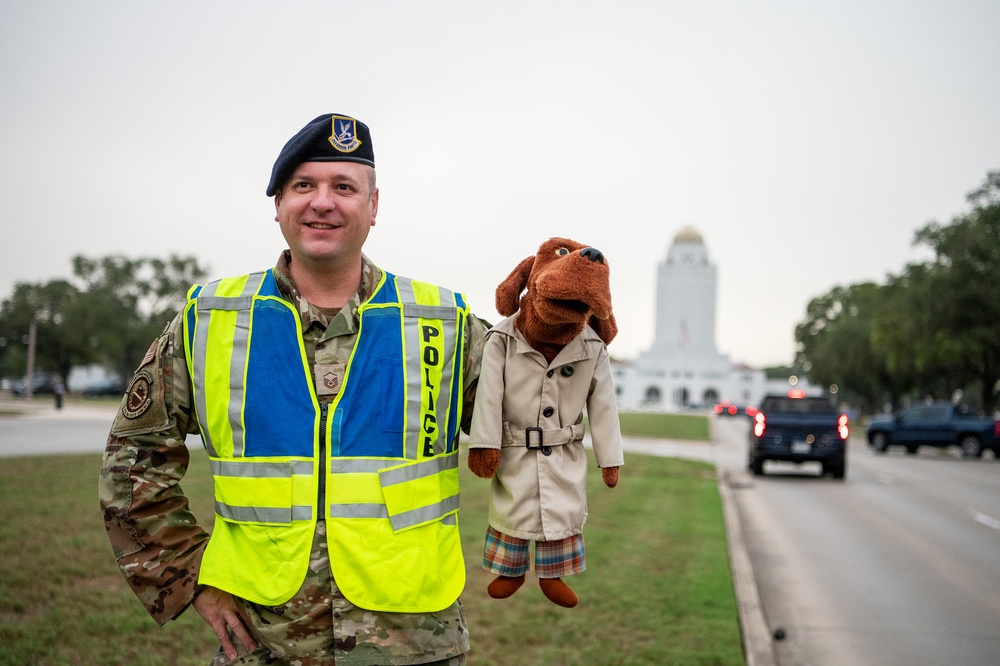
top-left (0, 255), bottom-right (208, 389)
top-left (794, 171), bottom-right (1000, 416)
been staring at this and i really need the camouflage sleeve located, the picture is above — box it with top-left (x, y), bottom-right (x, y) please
top-left (99, 311), bottom-right (210, 625)
top-left (460, 313), bottom-right (491, 433)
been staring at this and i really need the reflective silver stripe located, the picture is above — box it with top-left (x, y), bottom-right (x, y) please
top-left (329, 503), bottom-right (390, 519)
top-left (389, 494), bottom-right (460, 530)
top-left (215, 501), bottom-right (312, 523)
top-left (379, 454), bottom-right (458, 487)
top-left (403, 304), bottom-right (458, 320)
top-left (397, 277), bottom-right (422, 459)
top-left (197, 295), bottom-right (252, 311)
top-left (193, 281), bottom-right (220, 457)
top-left (228, 272), bottom-right (266, 457)
top-left (210, 459), bottom-right (314, 477)
top-left (330, 458), bottom-right (401, 474)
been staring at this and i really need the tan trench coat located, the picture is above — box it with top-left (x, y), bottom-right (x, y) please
top-left (467, 315), bottom-right (624, 541)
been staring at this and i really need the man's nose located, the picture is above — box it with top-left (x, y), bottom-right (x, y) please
top-left (310, 185), bottom-right (336, 211)
top-left (580, 247), bottom-right (605, 264)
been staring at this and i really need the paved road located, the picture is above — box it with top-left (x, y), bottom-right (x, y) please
top-left (714, 416), bottom-right (1000, 666)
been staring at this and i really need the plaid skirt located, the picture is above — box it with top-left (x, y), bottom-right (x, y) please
top-left (483, 525), bottom-right (586, 579)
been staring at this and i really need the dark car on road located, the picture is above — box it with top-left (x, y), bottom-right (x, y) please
top-left (867, 402), bottom-right (1000, 458)
top-left (748, 390), bottom-right (849, 479)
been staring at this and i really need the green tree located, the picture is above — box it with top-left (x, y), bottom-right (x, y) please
top-left (795, 282), bottom-right (897, 413)
top-left (72, 254), bottom-right (208, 381)
top-left (0, 280), bottom-right (92, 386)
top-left (908, 171), bottom-right (1000, 412)
top-left (0, 254), bottom-right (208, 387)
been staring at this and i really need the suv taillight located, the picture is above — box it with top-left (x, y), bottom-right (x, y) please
top-left (838, 414), bottom-right (849, 440)
top-left (754, 412), bottom-right (766, 437)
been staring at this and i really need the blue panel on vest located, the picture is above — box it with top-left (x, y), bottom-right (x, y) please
top-left (244, 300), bottom-right (316, 457)
top-left (337, 307), bottom-right (405, 457)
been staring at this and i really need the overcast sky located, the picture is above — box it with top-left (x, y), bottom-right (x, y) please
top-left (2, 0), bottom-right (997, 368)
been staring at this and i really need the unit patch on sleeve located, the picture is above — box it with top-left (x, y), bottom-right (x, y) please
top-left (122, 370), bottom-right (154, 419)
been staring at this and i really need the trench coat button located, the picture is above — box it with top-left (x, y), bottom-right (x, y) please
top-left (546, 370), bottom-right (554, 378)
top-left (560, 365), bottom-right (574, 377)
top-left (542, 446), bottom-right (552, 456)
top-left (542, 407), bottom-right (554, 417)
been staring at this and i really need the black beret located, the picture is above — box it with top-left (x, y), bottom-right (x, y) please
top-left (266, 114), bottom-right (375, 196)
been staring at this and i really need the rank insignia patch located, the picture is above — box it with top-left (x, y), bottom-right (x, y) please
top-left (328, 115), bottom-right (362, 154)
top-left (123, 370), bottom-right (154, 419)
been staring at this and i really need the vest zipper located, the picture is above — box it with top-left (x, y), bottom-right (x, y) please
top-left (318, 401), bottom-right (329, 522)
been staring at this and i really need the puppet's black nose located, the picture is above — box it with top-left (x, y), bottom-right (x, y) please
top-left (580, 247), bottom-right (605, 264)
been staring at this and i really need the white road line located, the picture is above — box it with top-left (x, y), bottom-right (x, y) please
top-left (967, 508), bottom-right (1000, 530)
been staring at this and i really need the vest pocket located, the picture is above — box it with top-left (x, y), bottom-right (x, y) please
top-left (379, 456), bottom-right (460, 533)
top-left (212, 459), bottom-right (312, 525)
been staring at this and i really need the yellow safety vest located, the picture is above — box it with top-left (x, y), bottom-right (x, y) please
top-left (182, 269), bottom-right (468, 612)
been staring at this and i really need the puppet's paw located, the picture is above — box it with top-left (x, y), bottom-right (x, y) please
top-left (539, 577), bottom-right (578, 608)
top-left (601, 466), bottom-right (620, 488)
top-left (468, 448), bottom-right (501, 479)
top-left (487, 574), bottom-right (526, 599)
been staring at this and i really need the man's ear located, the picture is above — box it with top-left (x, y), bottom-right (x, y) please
top-left (273, 191), bottom-right (282, 222)
top-left (369, 187), bottom-right (379, 227)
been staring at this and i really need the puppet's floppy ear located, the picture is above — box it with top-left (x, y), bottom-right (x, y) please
top-left (495, 255), bottom-right (535, 316)
top-left (588, 312), bottom-right (618, 346)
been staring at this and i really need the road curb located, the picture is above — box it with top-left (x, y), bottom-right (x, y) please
top-left (718, 468), bottom-right (776, 666)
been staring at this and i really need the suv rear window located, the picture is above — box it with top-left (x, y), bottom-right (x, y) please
top-left (759, 396), bottom-right (837, 413)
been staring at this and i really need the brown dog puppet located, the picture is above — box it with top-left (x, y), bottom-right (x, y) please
top-left (467, 237), bottom-right (624, 608)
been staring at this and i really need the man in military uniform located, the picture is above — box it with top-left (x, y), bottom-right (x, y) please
top-left (100, 114), bottom-right (487, 665)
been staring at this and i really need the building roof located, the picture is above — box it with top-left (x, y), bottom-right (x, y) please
top-left (673, 225), bottom-right (703, 244)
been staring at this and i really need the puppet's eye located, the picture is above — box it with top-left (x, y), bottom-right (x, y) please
top-left (556, 248), bottom-right (570, 256)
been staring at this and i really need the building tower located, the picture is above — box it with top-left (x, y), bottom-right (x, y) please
top-left (649, 226), bottom-right (718, 356)
top-left (613, 226), bottom-right (764, 411)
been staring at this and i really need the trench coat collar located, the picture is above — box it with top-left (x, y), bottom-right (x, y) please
top-left (493, 315), bottom-right (600, 369)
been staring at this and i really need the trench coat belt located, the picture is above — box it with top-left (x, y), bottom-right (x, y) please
top-left (500, 423), bottom-right (585, 448)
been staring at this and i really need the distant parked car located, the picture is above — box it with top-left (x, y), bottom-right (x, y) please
top-left (867, 402), bottom-right (1000, 458)
top-left (81, 378), bottom-right (125, 396)
top-left (11, 373), bottom-right (57, 396)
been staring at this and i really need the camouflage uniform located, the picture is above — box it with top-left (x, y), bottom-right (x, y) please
top-left (100, 252), bottom-right (487, 665)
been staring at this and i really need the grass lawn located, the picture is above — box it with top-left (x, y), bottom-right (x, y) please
top-left (0, 412), bottom-right (742, 665)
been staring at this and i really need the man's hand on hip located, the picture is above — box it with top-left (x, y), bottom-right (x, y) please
top-left (193, 585), bottom-right (258, 660)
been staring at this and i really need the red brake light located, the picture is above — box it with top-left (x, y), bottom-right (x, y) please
top-left (753, 412), bottom-right (766, 437)
top-left (728, 405), bottom-right (737, 415)
top-left (787, 389), bottom-right (806, 399)
top-left (838, 414), bottom-right (849, 440)
top-left (714, 404), bottom-right (723, 414)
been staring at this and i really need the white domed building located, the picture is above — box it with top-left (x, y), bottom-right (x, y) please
top-left (613, 226), bottom-right (765, 411)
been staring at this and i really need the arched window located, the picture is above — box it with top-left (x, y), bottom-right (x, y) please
top-left (644, 386), bottom-right (662, 404)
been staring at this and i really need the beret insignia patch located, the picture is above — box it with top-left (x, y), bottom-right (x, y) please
top-left (329, 115), bottom-right (362, 154)
top-left (123, 370), bottom-right (154, 419)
